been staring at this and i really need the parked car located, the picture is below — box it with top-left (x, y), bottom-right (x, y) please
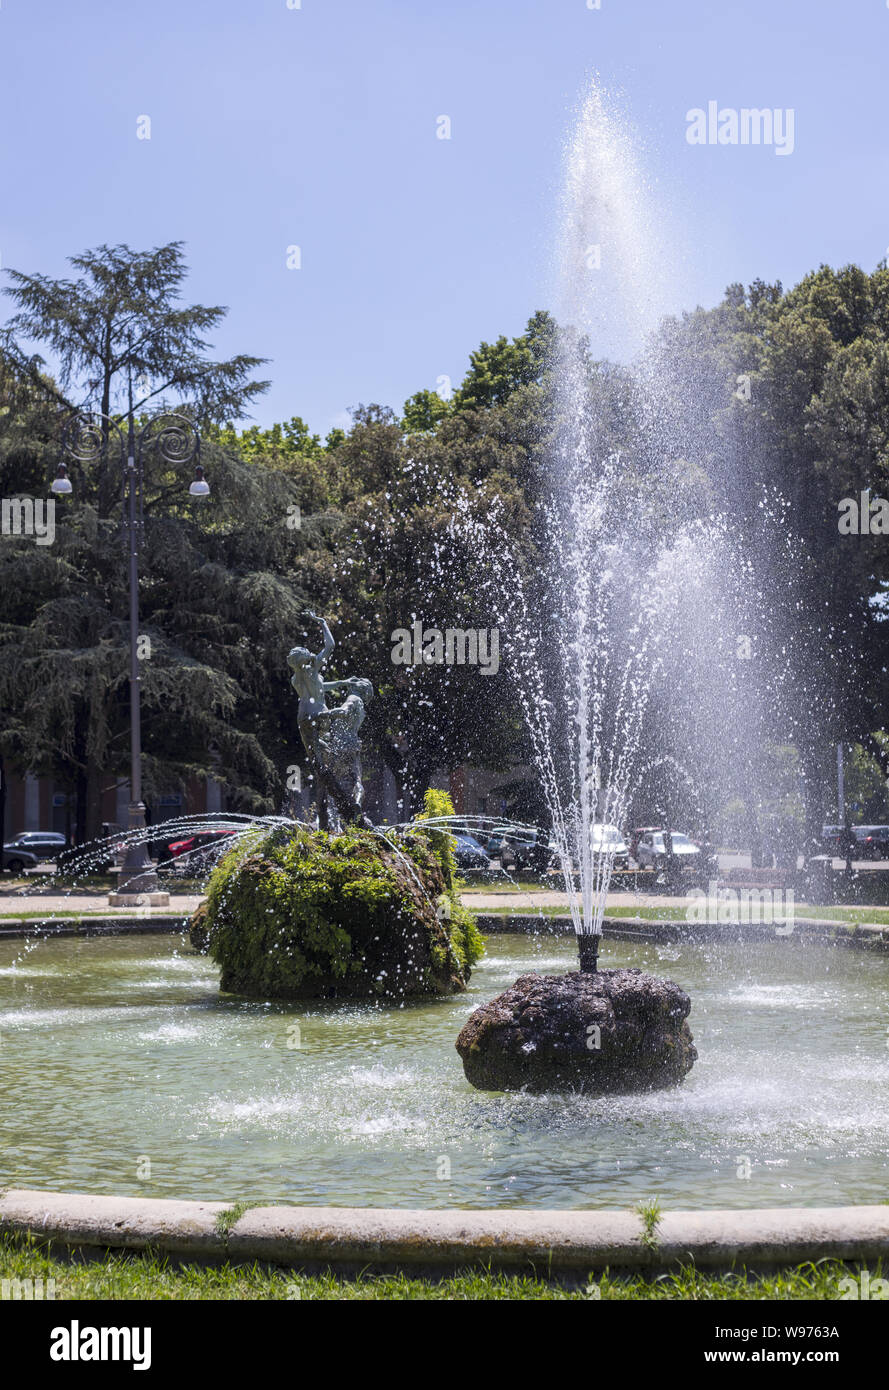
top-left (822, 824), bottom-right (864, 860)
top-left (486, 822), bottom-right (555, 867)
top-left (2, 830), bottom-right (67, 862)
top-left (485, 827), bottom-right (522, 858)
top-left (511, 822), bottom-right (552, 867)
top-left (1, 844), bottom-right (40, 875)
top-left (453, 834), bottom-right (491, 870)
top-left (57, 838), bottom-right (123, 875)
top-left (635, 830), bottom-right (701, 872)
top-left (591, 824), bottom-right (630, 868)
top-left (159, 829), bottom-right (237, 874)
top-left (853, 825), bottom-right (889, 859)
top-left (485, 830), bottom-right (510, 858)
top-left (629, 826), bottom-right (661, 863)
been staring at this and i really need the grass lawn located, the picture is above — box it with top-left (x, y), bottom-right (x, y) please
top-left (0, 1236), bottom-right (876, 1300)
top-left (0, 909), bottom-right (148, 921)
top-left (773, 903), bottom-right (889, 926)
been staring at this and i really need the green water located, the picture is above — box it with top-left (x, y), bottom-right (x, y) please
top-left (0, 931), bottom-right (886, 1209)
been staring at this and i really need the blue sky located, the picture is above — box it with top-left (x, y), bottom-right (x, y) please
top-left (1, 0), bottom-right (887, 434)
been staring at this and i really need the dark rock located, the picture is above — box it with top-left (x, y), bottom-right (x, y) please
top-left (455, 967), bottom-right (696, 1094)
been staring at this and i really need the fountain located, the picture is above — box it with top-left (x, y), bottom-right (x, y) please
top-left (4, 79), bottom-right (889, 1218)
top-left (451, 84), bottom-right (703, 1092)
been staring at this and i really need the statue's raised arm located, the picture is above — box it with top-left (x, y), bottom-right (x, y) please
top-left (304, 610), bottom-right (334, 672)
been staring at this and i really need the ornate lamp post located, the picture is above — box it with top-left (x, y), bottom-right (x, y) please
top-left (54, 379), bottom-right (204, 902)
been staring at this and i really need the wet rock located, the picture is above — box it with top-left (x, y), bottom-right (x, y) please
top-left (456, 968), bottom-right (696, 1094)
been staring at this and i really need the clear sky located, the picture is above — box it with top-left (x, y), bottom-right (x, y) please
top-left (1, 0), bottom-right (887, 434)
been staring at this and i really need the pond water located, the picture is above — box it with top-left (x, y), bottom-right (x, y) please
top-left (0, 931), bottom-right (886, 1210)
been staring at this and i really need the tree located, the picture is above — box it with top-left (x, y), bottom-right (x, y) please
top-left (209, 415), bottom-right (335, 514)
top-left (2, 242), bottom-right (270, 515)
top-left (452, 310), bottom-right (560, 411)
top-left (297, 401), bottom-right (540, 813)
top-left (401, 389), bottom-right (451, 434)
top-left (0, 399), bottom-right (313, 841)
top-left (2, 241), bottom-right (269, 424)
top-left (0, 244), bottom-right (293, 839)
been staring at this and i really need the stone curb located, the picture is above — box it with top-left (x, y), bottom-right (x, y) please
top-left (477, 913), bottom-right (889, 951)
top-left (0, 917), bottom-right (188, 939)
top-left (654, 1208), bottom-right (889, 1267)
top-left (2, 1190), bottom-right (888, 1273)
top-left (0, 1190), bottom-right (229, 1259)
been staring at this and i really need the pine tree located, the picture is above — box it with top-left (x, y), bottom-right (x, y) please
top-left (0, 245), bottom-right (302, 840)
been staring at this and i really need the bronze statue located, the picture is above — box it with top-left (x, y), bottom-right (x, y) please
top-left (288, 612), bottom-right (374, 828)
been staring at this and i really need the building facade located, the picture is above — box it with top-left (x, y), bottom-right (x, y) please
top-left (2, 768), bottom-right (224, 841)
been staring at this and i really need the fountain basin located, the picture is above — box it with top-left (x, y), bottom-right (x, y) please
top-left (2, 933), bottom-right (888, 1210)
top-left (456, 967), bottom-right (696, 1094)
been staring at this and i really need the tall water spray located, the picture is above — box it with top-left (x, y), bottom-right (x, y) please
top-left (541, 83), bottom-right (670, 953)
top-left (536, 83), bottom-right (803, 952)
top-left (426, 82), bottom-right (676, 956)
top-left (557, 81), bottom-right (664, 356)
top-left (384, 78), bottom-right (794, 961)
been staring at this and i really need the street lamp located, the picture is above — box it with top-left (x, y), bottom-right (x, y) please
top-left (50, 463), bottom-right (73, 495)
top-left (188, 464), bottom-right (210, 497)
top-left (59, 385), bottom-right (203, 900)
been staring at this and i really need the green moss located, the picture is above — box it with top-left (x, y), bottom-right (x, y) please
top-left (415, 788), bottom-right (461, 891)
top-left (190, 821), bottom-right (483, 1001)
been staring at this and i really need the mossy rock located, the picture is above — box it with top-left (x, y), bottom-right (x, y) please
top-left (188, 823), bottom-right (483, 1001)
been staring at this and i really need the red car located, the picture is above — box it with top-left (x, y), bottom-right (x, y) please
top-left (162, 829), bottom-right (236, 871)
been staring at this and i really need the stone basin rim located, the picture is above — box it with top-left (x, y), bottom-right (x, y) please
top-left (1, 1189), bottom-right (888, 1274)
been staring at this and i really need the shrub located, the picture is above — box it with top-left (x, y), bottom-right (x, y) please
top-left (415, 787), bottom-right (460, 889)
top-left (415, 788), bottom-right (485, 968)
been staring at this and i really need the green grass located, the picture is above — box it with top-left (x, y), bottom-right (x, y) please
top-left (0, 909), bottom-right (147, 921)
top-left (461, 876), bottom-right (556, 893)
top-left (475, 902), bottom-right (889, 925)
top-left (783, 904), bottom-right (889, 926)
top-left (477, 903), bottom-right (693, 919)
top-left (3, 891), bottom-right (889, 928)
top-left (476, 903), bottom-right (676, 918)
top-left (0, 875), bottom-right (118, 891)
top-left (0, 1235), bottom-right (879, 1300)
top-left (214, 1201), bottom-right (259, 1236)
top-left (635, 1197), bottom-right (663, 1251)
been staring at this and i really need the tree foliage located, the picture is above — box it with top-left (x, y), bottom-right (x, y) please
top-left (4, 250), bottom-right (889, 845)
